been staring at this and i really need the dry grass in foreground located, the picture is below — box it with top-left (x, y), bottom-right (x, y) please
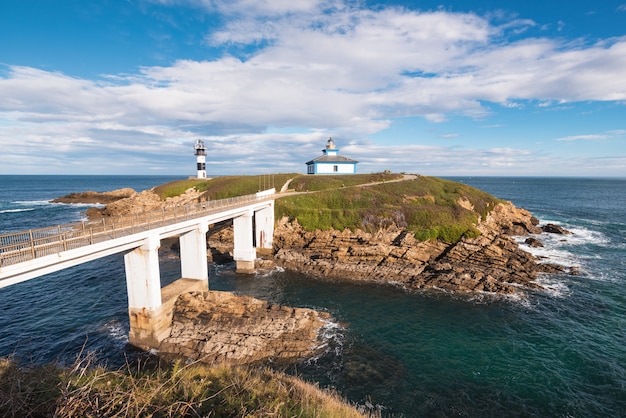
top-left (0, 354), bottom-right (369, 417)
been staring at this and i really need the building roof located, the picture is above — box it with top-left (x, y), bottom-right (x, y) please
top-left (306, 154), bottom-right (358, 164)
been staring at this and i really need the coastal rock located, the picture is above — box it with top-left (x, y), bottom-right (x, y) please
top-left (158, 290), bottom-right (331, 365)
top-left (525, 237), bottom-right (544, 248)
top-left (101, 189), bottom-right (163, 216)
top-left (478, 201), bottom-right (542, 235)
top-left (58, 186), bottom-right (206, 219)
top-left (99, 187), bottom-right (204, 217)
top-left (50, 188), bottom-right (136, 204)
top-left (271, 202), bottom-right (560, 294)
top-left (542, 223), bottom-right (571, 235)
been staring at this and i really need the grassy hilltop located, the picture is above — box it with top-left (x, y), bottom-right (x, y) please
top-left (155, 173), bottom-right (503, 243)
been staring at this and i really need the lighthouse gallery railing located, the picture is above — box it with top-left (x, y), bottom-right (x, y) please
top-left (0, 192), bottom-right (272, 267)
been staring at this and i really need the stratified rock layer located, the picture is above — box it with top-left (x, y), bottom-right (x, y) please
top-left (158, 291), bottom-right (331, 365)
top-left (271, 202), bottom-right (570, 294)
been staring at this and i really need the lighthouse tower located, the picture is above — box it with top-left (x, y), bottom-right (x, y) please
top-left (194, 139), bottom-right (207, 179)
top-left (324, 137), bottom-right (338, 156)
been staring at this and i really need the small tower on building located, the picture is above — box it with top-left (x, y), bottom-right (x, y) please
top-left (306, 137), bottom-right (358, 174)
top-left (194, 139), bottom-right (207, 179)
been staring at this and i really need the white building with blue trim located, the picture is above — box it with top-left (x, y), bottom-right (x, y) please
top-left (306, 138), bottom-right (358, 175)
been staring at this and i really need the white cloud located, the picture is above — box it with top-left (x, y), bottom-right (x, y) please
top-left (1, 2), bottom-right (626, 175)
top-left (555, 129), bottom-right (626, 141)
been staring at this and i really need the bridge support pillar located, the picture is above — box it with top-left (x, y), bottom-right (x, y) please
top-left (179, 223), bottom-right (209, 282)
top-left (233, 209), bottom-right (256, 273)
top-left (124, 234), bottom-right (167, 348)
top-left (255, 202), bottom-right (274, 250)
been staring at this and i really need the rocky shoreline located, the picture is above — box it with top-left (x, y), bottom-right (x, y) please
top-left (268, 201), bottom-right (575, 294)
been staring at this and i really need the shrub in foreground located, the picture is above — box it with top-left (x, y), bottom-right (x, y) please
top-left (0, 355), bottom-right (366, 417)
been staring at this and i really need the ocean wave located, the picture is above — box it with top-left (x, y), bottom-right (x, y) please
top-left (0, 208), bottom-right (36, 214)
top-left (533, 276), bottom-right (570, 298)
top-left (13, 200), bottom-right (52, 205)
top-left (307, 318), bottom-right (346, 364)
top-left (13, 200), bottom-right (103, 209)
top-left (515, 237), bottom-right (580, 267)
top-left (253, 265), bottom-right (285, 278)
top-left (560, 226), bottom-right (610, 246)
top-left (514, 219), bottom-right (611, 268)
top-left (51, 202), bottom-right (105, 209)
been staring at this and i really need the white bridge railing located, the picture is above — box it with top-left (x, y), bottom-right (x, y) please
top-left (0, 191), bottom-right (273, 268)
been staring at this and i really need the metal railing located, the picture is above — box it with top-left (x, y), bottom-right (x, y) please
top-left (0, 192), bottom-right (273, 268)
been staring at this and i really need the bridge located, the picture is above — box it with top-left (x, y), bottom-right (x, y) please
top-left (0, 189), bottom-right (276, 349)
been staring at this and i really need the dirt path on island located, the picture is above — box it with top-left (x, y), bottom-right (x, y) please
top-left (277, 173), bottom-right (418, 197)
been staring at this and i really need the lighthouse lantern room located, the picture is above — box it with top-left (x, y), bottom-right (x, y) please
top-left (194, 139), bottom-right (207, 179)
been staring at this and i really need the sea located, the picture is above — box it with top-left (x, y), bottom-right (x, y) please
top-left (0, 175), bottom-right (624, 417)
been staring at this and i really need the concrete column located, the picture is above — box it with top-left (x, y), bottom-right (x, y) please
top-left (124, 234), bottom-right (168, 349)
top-left (124, 234), bottom-right (162, 310)
top-left (255, 202), bottom-right (274, 249)
top-left (179, 223), bottom-right (209, 282)
top-left (233, 209), bottom-right (256, 273)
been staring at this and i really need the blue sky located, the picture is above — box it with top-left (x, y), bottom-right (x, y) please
top-left (1, 0), bottom-right (625, 176)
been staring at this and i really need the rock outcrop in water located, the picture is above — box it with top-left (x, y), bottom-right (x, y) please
top-left (158, 290), bottom-right (331, 365)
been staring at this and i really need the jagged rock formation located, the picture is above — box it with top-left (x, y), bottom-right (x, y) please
top-left (271, 202), bottom-right (573, 294)
top-left (158, 291), bottom-right (331, 365)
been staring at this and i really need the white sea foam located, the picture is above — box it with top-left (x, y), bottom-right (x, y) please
top-left (515, 237), bottom-right (581, 267)
top-left (13, 200), bottom-right (52, 205)
top-left (514, 218), bottom-right (609, 269)
top-left (51, 202), bottom-right (105, 208)
top-left (307, 318), bottom-right (346, 364)
top-left (533, 276), bottom-right (570, 298)
top-left (0, 208), bottom-right (36, 214)
top-left (103, 320), bottom-right (129, 347)
top-left (254, 265), bottom-right (285, 278)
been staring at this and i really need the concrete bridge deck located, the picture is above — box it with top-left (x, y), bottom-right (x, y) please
top-left (0, 190), bottom-right (274, 287)
top-left (0, 189), bottom-right (276, 348)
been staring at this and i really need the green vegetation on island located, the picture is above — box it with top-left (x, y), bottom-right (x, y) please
top-left (154, 173), bottom-right (503, 243)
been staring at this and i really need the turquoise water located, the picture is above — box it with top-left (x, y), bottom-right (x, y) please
top-left (1, 176), bottom-right (625, 416)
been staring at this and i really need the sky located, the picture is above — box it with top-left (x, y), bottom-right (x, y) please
top-left (1, 0), bottom-right (625, 177)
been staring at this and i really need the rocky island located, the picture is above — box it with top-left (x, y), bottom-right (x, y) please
top-left (54, 173), bottom-right (576, 365)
